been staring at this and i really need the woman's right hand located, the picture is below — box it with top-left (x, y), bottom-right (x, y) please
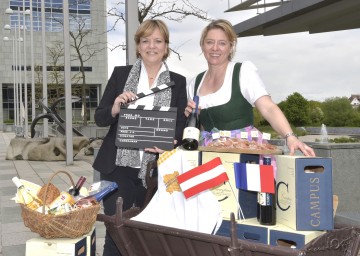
top-left (184, 99), bottom-right (201, 117)
top-left (111, 91), bottom-right (138, 117)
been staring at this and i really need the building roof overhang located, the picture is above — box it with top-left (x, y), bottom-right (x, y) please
top-left (230, 0), bottom-right (360, 37)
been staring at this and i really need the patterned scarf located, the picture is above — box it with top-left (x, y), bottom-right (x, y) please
top-left (115, 58), bottom-right (172, 187)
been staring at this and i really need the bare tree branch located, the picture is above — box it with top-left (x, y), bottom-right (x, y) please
top-left (107, 0), bottom-right (210, 59)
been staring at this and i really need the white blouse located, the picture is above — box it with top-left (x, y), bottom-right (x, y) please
top-left (187, 61), bottom-right (268, 108)
top-left (132, 61), bottom-right (167, 166)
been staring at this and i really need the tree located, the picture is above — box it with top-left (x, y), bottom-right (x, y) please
top-left (281, 92), bottom-right (310, 126)
top-left (308, 100), bottom-right (324, 126)
top-left (107, 0), bottom-right (210, 59)
top-left (321, 97), bottom-right (360, 127)
top-left (68, 15), bottom-right (106, 125)
top-left (49, 11), bottom-right (107, 125)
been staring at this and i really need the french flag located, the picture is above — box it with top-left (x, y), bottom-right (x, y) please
top-left (234, 163), bottom-right (274, 193)
top-left (177, 157), bottom-right (229, 199)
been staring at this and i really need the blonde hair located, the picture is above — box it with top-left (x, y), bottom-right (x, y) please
top-left (134, 19), bottom-right (170, 60)
top-left (200, 19), bottom-right (237, 60)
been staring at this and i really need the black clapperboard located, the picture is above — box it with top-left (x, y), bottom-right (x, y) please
top-left (115, 82), bottom-right (177, 151)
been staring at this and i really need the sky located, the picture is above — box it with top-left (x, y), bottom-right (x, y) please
top-left (105, 0), bottom-right (360, 103)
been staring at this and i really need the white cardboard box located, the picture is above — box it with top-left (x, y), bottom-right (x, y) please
top-left (202, 152), bottom-right (260, 220)
top-left (26, 227), bottom-right (95, 256)
top-left (269, 223), bottom-right (324, 249)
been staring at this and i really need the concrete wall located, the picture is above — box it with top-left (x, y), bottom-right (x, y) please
top-left (305, 127), bottom-right (360, 136)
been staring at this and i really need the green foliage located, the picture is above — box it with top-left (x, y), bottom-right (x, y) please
top-left (315, 137), bottom-right (360, 143)
top-left (282, 92), bottom-right (310, 126)
top-left (256, 125), bottom-right (307, 139)
top-left (321, 97), bottom-right (360, 126)
top-left (253, 108), bottom-right (269, 127)
top-left (307, 101), bottom-right (324, 126)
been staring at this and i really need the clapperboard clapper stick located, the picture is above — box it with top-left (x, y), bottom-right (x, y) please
top-left (121, 81), bottom-right (175, 106)
top-left (116, 81), bottom-right (177, 150)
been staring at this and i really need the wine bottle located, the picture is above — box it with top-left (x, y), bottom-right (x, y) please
top-left (12, 177), bottom-right (43, 210)
top-left (258, 156), bottom-right (276, 225)
top-left (68, 176), bottom-right (86, 197)
top-left (75, 181), bottom-right (118, 208)
top-left (182, 95), bottom-right (200, 150)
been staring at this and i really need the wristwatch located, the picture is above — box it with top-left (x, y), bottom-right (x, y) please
top-left (284, 132), bottom-right (297, 139)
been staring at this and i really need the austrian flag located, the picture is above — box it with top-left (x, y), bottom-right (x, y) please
top-left (234, 163), bottom-right (275, 193)
top-left (177, 157), bottom-right (229, 199)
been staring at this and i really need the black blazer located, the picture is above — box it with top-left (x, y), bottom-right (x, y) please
top-left (93, 66), bottom-right (187, 174)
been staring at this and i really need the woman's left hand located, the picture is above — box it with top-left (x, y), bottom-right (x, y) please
top-left (286, 136), bottom-right (316, 157)
top-left (144, 146), bottom-right (164, 154)
top-left (144, 140), bottom-right (178, 154)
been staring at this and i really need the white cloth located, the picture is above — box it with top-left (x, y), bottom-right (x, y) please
top-left (131, 148), bottom-right (222, 234)
top-left (187, 61), bottom-right (268, 108)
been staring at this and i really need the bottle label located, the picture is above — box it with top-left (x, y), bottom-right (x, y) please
top-left (48, 192), bottom-right (75, 210)
top-left (259, 192), bottom-right (273, 206)
top-left (182, 127), bottom-right (200, 141)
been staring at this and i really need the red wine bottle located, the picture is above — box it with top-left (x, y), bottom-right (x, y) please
top-left (68, 176), bottom-right (86, 197)
top-left (258, 156), bottom-right (276, 225)
top-left (182, 95), bottom-right (200, 150)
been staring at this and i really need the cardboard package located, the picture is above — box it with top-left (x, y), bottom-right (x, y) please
top-left (275, 155), bottom-right (333, 231)
top-left (26, 227), bottom-right (96, 256)
top-left (269, 223), bottom-right (324, 249)
top-left (202, 152), bottom-right (259, 219)
top-left (216, 218), bottom-right (273, 244)
top-left (216, 218), bottom-right (324, 248)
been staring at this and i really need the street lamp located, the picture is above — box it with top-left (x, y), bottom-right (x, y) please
top-left (5, 5), bottom-right (32, 137)
top-left (29, 0), bottom-right (36, 124)
top-left (23, 5), bottom-right (31, 137)
top-left (3, 23), bottom-right (23, 135)
top-left (3, 35), bottom-right (17, 132)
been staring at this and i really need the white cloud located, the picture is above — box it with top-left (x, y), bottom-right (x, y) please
top-left (106, 0), bottom-right (360, 103)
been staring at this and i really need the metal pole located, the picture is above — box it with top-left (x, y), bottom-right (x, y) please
top-left (30, 0), bottom-right (36, 122)
top-left (125, 0), bottom-right (138, 65)
top-left (23, 1), bottom-right (29, 137)
top-left (41, 0), bottom-right (48, 137)
top-left (63, 0), bottom-right (74, 165)
top-left (18, 9), bottom-right (24, 137)
top-left (12, 37), bottom-right (17, 131)
top-left (17, 10), bottom-right (23, 136)
top-left (14, 23), bottom-right (19, 130)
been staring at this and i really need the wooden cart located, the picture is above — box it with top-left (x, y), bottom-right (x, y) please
top-left (97, 156), bottom-right (360, 256)
top-left (97, 197), bottom-right (360, 256)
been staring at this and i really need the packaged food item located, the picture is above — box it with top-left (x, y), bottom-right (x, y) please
top-left (75, 181), bottom-right (118, 208)
top-left (88, 180), bottom-right (116, 195)
top-left (48, 191), bottom-right (75, 214)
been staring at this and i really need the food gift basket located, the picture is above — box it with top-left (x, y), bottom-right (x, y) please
top-left (19, 170), bottom-right (100, 239)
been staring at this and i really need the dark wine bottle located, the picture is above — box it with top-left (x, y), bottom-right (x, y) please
top-left (258, 156), bottom-right (276, 225)
top-left (182, 95), bottom-right (200, 150)
top-left (68, 176), bottom-right (86, 197)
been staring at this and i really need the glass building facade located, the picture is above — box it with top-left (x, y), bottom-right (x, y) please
top-left (8, 0), bottom-right (91, 32)
top-left (1, 0), bottom-right (108, 129)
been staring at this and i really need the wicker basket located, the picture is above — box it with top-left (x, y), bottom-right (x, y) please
top-left (20, 170), bottom-right (100, 239)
